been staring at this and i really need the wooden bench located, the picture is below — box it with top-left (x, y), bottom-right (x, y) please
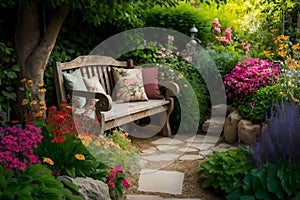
top-left (53, 55), bottom-right (180, 136)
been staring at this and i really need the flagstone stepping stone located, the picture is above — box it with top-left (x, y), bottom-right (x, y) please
top-left (127, 195), bottom-right (164, 200)
top-left (212, 146), bottom-right (229, 152)
top-left (164, 199), bottom-right (202, 200)
top-left (186, 143), bottom-right (215, 151)
top-left (152, 138), bottom-right (184, 145)
top-left (140, 147), bottom-right (157, 155)
top-left (141, 153), bottom-right (180, 162)
top-left (199, 149), bottom-right (213, 157)
top-left (139, 159), bottom-right (149, 168)
top-left (179, 154), bottom-right (204, 161)
top-left (138, 169), bottom-right (184, 194)
top-left (157, 145), bottom-right (179, 151)
top-left (184, 135), bottom-right (205, 143)
top-left (178, 147), bottom-right (198, 153)
top-left (216, 143), bottom-right (233, 148)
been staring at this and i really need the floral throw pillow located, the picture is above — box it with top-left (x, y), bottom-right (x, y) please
top-left (112, 68), bottom-right (148, 102)
top-left (83, 76), bottom-right (106, 106)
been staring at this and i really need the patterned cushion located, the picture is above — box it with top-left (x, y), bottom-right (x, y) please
top-left (83, 76), bottom-right (107, 106)
top-left (62, 69), bottom-right (88, 108)
top-left (112, 68), bottom-right (148, 102)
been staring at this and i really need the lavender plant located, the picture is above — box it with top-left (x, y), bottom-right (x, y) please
top-left (252, 103), bottom-right (300, 168)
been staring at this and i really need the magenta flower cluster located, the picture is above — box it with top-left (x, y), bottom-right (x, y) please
top-left (224, 58), bottom-right (281, 103)
top-left (107, 164), bottom-right (130, 196)
top-left (0, 124), bottom-right (43, 171)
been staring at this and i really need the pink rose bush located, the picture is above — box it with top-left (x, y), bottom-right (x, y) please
top-left (224, 58), bottom-right (281, 104)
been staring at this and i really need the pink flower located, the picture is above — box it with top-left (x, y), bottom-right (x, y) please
top-left (219, 37), bottom-right (229, 45)
top-left (121, 179), bottom-right (131, 188)
top-left (240, 42), bottom-right (246, 48)
top-left (107, 181), bottom-right (115, 188)
top-left (213, 27), bottom-right (221, 35)
top-left (224, 28), bottom-right (232, 41)
top-left (213, 18), bottom-right (219, 26)
top-left (108, 170), bottom-right (116, 180)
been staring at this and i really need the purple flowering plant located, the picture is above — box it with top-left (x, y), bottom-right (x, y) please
top-left (224, 58), bottom-right (281, 104)
top-left (0, 123), bottom-right (43, 171)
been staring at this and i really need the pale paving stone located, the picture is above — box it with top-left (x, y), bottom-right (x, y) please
top-left (140, 147), bottom-right (157, 155)
top-left (199, 149), bottom-right (213, 157)
top-left (139, 159), bottom-right (149, 168)
top-left (186, 143), bottom-right (215, 151)
top-left (184, 135), bottom-right (205, 143)
top-left (127, 194), bottom-right (163, 200)
top-left (138, 169), bottom-right (184, 194)
top-left (141, 153), bottom-right (180, 162)
top-left (152, 138), bottom-right (184, 145)
top-left (212, 146), bottom-right (229, 152)
top-left (178, 147), bottom-right (198, 153)
top-left (216, 143), bottom-right (233, 148)
top-left (157, 145), bottom-right (179, 151)
top-left (164, 198), bottom-right (202, 200)
top-left (179, 154), bottom-right (204, 161)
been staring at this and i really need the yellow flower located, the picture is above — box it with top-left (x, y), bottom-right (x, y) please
top-left (278, 50), bottom-right (287, 57)
top-left (39, 101), bottom-right (46, 105)
top-left (292, 43), bottom-right (300, 50)
top-left (43, 157), bottom-right (54, 165)
top-left (82, 140), bottom-right (90, 147)
top-left (292, 97), bottom-right (299, 102)
top-left (38, 88), bottom-right (47, 93)
top-left (75, 154), bottom-right (85, 160)
top-left (38, 83), bottom-right (44, 87)
top-left (35, 111), bottom-right (43, 118)
top-left (30, 100), bottom-right (37, 105)
top-left (27, 80), bottom-right (33, 87)
top-left (93, 140), bottom-right (101, 146)
top-left (22, 99), bottom-right (29, 105)
top-left (40, 106), bottom-right (47, 110)
top-left (20, 78), bottom-right (26, 83)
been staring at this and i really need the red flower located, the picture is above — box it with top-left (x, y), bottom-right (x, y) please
top-left (52, 135), bottom-right (65, 143)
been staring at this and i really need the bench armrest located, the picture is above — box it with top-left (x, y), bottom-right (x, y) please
top-left (158, 81), bottom-right (180, 99)
top-left (72, 90), bottom-right (112, 111)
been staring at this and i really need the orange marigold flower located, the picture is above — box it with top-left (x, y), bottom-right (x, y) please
top-left (39, 101), bottom-right (46, 105)
top-left (30, 100), bottom-right (37, 105)
top-left (75, 154), bottom-right (85, 160)
top-left (20, 78), bottom-right (26, 83)
top-left (40, 106), bottom-right (47, 110)
top-left (278, 50), bottom-right (287, 57)
top-left (38, 83), bottom-right (44, 87)
top-left (82, 140), bottom-right (90, 147)
top-left (27, 80), bottom-right (33, 86)
top-left (292, 43), bottom-right (300, 50)
top-left (43, 157), bottom-right (54, 165)
top-left (38, 88), bottom-right (47, 93)
top-left (36, 111), bottom-right (43, 118)
top-left (93, 140), bottom-right (101, 146)
top-left (22, 99), bottom-right (29, 105)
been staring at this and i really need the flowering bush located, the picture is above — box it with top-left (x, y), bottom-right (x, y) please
top-left (79, 129), bottom-right (139, 173)
top-left (262, 35), bottom-right (300, 103)
top-left (237, 85), bottom-right (281, 123)
top-left (0, 123), bottom-right (43, 171)
top-left (224, 58), bottom-right (281, 104)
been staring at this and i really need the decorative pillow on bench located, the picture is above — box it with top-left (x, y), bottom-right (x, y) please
top-left (138, 67), bottom-right (164, 99)
top-left (62, 69), bottom-right (88, 108)
top-left (83, 76), bottom-right (106, 105)
top-left (112, 68), bottom-right (148, 102)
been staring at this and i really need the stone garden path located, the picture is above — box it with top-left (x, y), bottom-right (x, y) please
top-left (124, 134), bottom-right (237, 200)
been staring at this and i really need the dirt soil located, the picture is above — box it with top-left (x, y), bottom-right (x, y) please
top-left (121, 135), bottom-right (226, 200)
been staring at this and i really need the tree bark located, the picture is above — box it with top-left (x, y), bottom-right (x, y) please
top-left (14, 3), bottom-right (70, 119)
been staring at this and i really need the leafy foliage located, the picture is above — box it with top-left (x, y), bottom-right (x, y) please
top-left (0, 42), bottom-right (20, 120)
top-left (0, 164), bottom-right (83, 200)
top-left (199, 147), bottom-right (255, 194)
top-left (237, 85), bottom-right (281, 123)
top-left (227, 159), bottom-right (300, 200)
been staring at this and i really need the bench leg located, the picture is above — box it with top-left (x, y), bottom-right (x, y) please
top-left (161, 98), bottom-right (174, 137)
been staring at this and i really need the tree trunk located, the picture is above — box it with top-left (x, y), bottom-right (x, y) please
top-left (13, 3), bottom-right (70, 119)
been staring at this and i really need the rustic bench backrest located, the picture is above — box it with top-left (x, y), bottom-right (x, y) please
top-left (53, 55), bottom-right (133, 105)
